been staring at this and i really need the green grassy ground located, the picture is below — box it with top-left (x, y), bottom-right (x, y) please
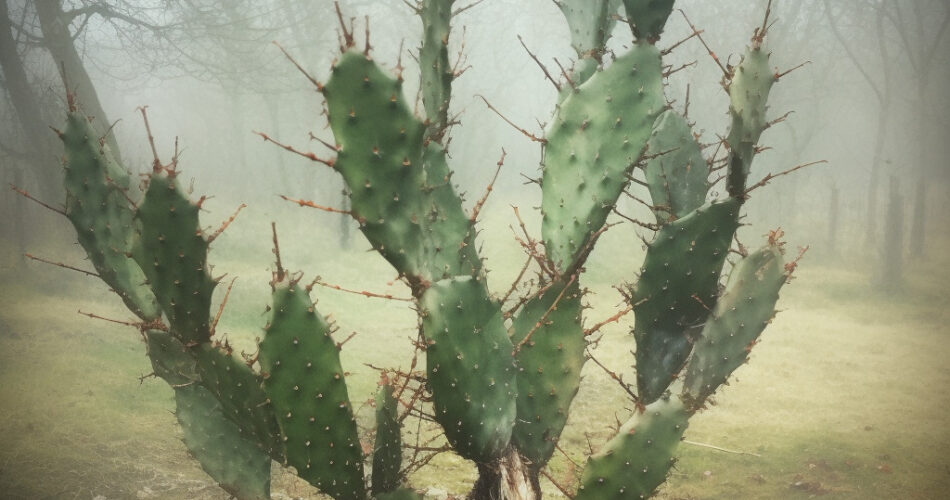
top-left (0, 202), bottom-right (947, 499)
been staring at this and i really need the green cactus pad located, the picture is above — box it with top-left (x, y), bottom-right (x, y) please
top-left (420, 143), bottom-right (482, 280)
top-left (575, 396), bottom-right (687, 500)
top-left (622, 0), bottom-right (675, 41)
top-left (323, 50), bottom-right (428, 282)
top-left (726, 44), bottom-right (775, 197)
top-left (258, 281), bottom-right (365, 500)
top-left (175, 383), bottom-right (272, 500)
top-left (175, 384), bottom-right (271, 500)
top-left (144, 330), bottom-right (198, 386)
top-left (632, 198), bottom-right (741, 404)
top-left (682, 243), bottom-right (787, 410)
top-left (419, 0), bottom-right (454, 136)
top-left (643, 110), bottom-right (709, 222)
top-left (61, 112), bottom-right (160, 321)
top-left (420, 276), bottom-right (516, 463)
top-left (555, 0), bottom-right (622, 86)
top-left (541, 43), bottom-right (665, 273)
top-left (195, 345), bottom-right (283, 460)
top-left (324, 50), bottom-right (478, 290)
top-left (131, 170), bottom-right (215, 344)
top-left (372, 381), bottom-right (402, 495)
top-left (510, 278), bottom-right (584, 468)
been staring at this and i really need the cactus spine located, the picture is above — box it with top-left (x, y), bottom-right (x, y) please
top-left (45, 1), bottom-right (805, 499)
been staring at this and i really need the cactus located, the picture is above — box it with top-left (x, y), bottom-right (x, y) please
top-left (41, 1), bottom-right (809, 499)
top-left (259, 273), bottom-right (365, 499)
top-left (372, 377), bottom-right (402, 496)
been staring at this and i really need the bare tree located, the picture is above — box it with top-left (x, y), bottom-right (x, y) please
top-left (883, 0), bottom-right (950, 258)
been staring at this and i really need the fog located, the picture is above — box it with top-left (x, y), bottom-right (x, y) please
top-left (1, 0), bottom-right (948, 498)
top-left (3, 0), bottom-right (949, 263)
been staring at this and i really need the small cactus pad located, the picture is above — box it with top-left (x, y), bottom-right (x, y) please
top-left (682, 243), bottom-right (787, 410)
top-left (195, 344), bottom-right (283, 460)
top-left (643, 110), bottom-right (709, 222)
top-left (419, 0), bottom-right (455, 135)
top-left (726, 44), bottom-right (775, 197)
top-left (131, 170), bottom-right (214, 344)
top-left (420, 276), bottom-right (516, 463)
top-left (555, 0), bottom-right (622, 85)
top-left (175, 384), bottom-right (272, 500)
top-left (632, 198), bottom-right (740, 404)
top-left (575, 395), bottom-right (688, 500)
top-left (144, 330), bottom-right (198, 386)
top-left (258, 281), bottom-right (365, 500)
top-left (541, 43), bottom-right (665, 273)
top-left (622, 0), bottom-right (675, 41)
top-left (372, 380), bottom-right (402, 495)
top-left (61, 112), bottom-right (159, 321)
top-left (510, 278), bottom-right (584, 468)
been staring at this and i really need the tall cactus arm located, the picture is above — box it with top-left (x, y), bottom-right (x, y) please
top-left (574, 395), bottom-right (688, 500)
top-left (631, 198), bottom-right (740, 404)
top-left (541, 43), bottom-right (666, 273)
top-left (259, 278), bottom-right (366, 500)
top-left (175, 384), bottom-right (273, 500)
top-left (60, 111), bottom-right (160, 321)
top-left (682, 241), bottom-right (790, 410)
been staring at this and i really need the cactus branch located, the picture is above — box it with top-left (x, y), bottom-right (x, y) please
top-left (206, 204), bottom-right (246, 244)
top-left (518, 35), bottom-right (561, 91)
top-left (279, 195), bottom-right (354, 217)
top-left (513, 273), bottom-right (577, 355)
top-left (254, 132), bottom-right (334, 168)
top-left (209, 277), bottom-right (236, 337)
top-left (310, 277), bottom-right (414, 302)
top-left (272, 42), bottom-right (322, 90)
top-left (470, 149), bottom-right (505, 222)
top-left (476, 95), bottom-right (546, 143)
top-left (10, 184), bottom-right (66, 215)
top-left (744, 160), bottom-right (826, 195)
top-left (24, 253), bottom-right (98, 277)
top-left (678, 9), bottom-right (727, 77)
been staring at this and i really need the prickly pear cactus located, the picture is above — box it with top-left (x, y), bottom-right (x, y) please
top-left (44, 1), bottom-right (806, 499)
top-left (259, 276), bottom-right (365, 500)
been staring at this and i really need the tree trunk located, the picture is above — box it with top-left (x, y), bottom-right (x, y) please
top-left (909, 176), bottom-right (926, 258)
top-left (0, 0), bottom-right (62, 201)
top-left (469, 449), bottom-right (539, 500)
top-left (880, 176), bottom-right (903, 292)
top-left (865, 107), bottom-right (887, 246)
top-left (34, 0), bottom-right (121, 162)
top-left (828, 183), bottom-right (839, 255)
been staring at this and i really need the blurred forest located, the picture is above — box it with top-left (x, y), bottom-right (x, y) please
top-left (1, 0), bottom-right (947, 271)
top-left (0, 0), bottom-right (948, 499)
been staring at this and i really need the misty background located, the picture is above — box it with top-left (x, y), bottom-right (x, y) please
top-left (2, 0), bottom-right (947, 267)
top-left (0, 0), bottom-right (948, 498)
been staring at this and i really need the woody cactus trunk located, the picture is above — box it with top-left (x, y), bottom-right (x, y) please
top-left (43, 0), bottom-right (806, 499)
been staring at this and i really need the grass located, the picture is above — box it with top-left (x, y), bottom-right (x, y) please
top-left (0, 200), bottom-right (948, 499)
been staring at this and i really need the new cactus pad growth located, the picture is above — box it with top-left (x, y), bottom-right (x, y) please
top-left (43, 1), bottom-right (808, 498)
